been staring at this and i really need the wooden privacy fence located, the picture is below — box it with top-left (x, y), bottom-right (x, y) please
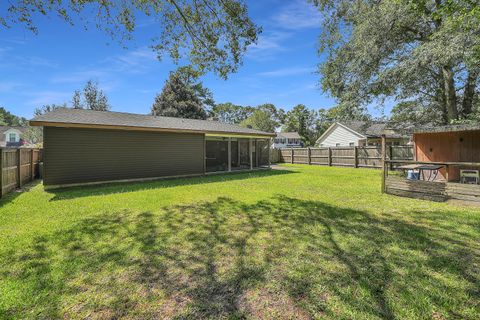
top-left (274, 145), bottom-right (413, 169)
top-left (0, 148), bottom-right (43, 197)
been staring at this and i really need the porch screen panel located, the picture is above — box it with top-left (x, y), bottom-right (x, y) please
top-left (257, 139), bottom-right (270, 166)
top-left (206, 137), bottom-right (228, 172)
top-left (238, 139), bottom-right (250, 169)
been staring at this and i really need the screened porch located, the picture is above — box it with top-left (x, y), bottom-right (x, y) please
top-left (205, 136), bottom-right (271, 173)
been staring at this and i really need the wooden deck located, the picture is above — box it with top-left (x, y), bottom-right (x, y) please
top-left (385, 176), bottom-right (480, 204)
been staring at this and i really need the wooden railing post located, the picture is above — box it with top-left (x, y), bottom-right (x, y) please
top-left (354, 146), bottom-right (358, 168)
top-left (328, 147), bottom-right (332, 166)
top-left (17, 149), bottom-right (22, 188)
top-left (291, 148), bottom-right (294, 164)
top-left (0, 148), bottom-right (3, 198)
top-left (307, 147), bottom-right (311, 165)
top-left (381, 135), bottom-right (387, 193)
top-left (389, 145), bottom-right (394, 170)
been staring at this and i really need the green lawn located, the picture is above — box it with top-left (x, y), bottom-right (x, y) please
top-left (1, 164), bottom-right (479, 319)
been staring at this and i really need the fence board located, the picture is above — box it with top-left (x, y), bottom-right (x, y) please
top-left (0, 148), bottom-right (42, 198)
top-left (272, 145), bottom-right (413, 169)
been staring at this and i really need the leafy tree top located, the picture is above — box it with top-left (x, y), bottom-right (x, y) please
top-left (1, 0), bottom-right (260, 79)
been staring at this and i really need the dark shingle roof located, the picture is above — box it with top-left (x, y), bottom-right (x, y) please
top-left (0, 126), bottom-right (28, 135)
top-left (276, 132), bottom-right (301, 139)
top-left (30, 108), bottom-right (275, 137)
top-left (415, 123), bottom-right (480, 134)
top-left (342, 121), bottom-right (408, 138)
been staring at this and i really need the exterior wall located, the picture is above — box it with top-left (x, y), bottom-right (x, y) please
top-left (272, 140), bottom-right (302, 149)
top-left (43, 127), bottom-right (205, 186)
top-left (414, 130), bottom-right (480, 181)
top-left (317, 124), bottom-right (363, 147)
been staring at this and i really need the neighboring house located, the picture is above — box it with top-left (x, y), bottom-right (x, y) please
top-left (272, 132), bottom-right (303, 148)
top-left (0, 126), bottom-right (28, 147)
top-left (30, 108), bottom-right (275, 188)
top-left (315, 121), bottom-right (410, 147)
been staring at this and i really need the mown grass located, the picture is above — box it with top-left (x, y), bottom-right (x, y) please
top-left (0, 164), bottom-right (479, 319)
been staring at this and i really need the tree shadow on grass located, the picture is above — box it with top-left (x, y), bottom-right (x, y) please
top-left (0, 180), bottom-right (41, 208)
top-left (1, 197), bottom-right (479, 319)
top-left (47, 169), bottom-right (296, 202)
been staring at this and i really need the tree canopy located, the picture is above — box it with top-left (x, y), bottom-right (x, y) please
top-left (1, 0), bottom-right (260, 79)
top-left (211, 102), bottom-right (254, 124)
top-left (152, 69), bottom-right (208, 120)
top-left (0, 107), bottom-right (28, 126)
top-left (283, 104), bottom-right (322, 146)
top-left (313, 0), bottom-right (480, 125)
top-left (240, 107), bottom-right (278, 133)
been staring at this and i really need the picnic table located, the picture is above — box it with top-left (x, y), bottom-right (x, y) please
top-left (397, 164), bottom-right (445, 181)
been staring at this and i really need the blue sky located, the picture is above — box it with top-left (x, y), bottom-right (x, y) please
top-left (0, 0), bottom-right (386, 119)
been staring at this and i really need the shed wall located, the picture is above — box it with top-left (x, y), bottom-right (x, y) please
top-left (44, 127), bottom-right (205, 186)
top-left (414, 130), bottom-right (480, 181)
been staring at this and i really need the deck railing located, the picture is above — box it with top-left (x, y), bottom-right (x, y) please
top-left (381, 151), bottom-right (480, 202)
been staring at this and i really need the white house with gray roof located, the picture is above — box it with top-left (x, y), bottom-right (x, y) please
top-left (0, 126), bottom-right (28, 147)
top-left (272, 132), bottom-right (303, 148)
top-left (315, 121), bottom-right (410, 147)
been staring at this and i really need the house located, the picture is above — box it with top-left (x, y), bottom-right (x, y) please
top-left (315, 121), bottom-right (410, 147)
top-left (30, 108), bottom-right (275, 188)
top-left (0, 126), bottom-right (28, 147)
top-left (272, 132), bottom-right (303, 148)
top-left (414, 124), bottom-right (480, 182)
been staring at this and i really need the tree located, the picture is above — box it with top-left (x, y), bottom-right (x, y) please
top-left (240, 108), bottom-right (277, 133)
top-left (152, 71), bottom-right (207, 120)
top-left (313, 0), bottom-right (480, 125)
top-left (22, 126), bottom-right (43, 146)
top-left (72, 90), bottom-right (83, 109)
top-left (174, 66), bottom-right (216, 113)
top-left (34, 104), bottom-right (68, 116)
top-left (0, 107), bottom-right (28, 126)
top-left (83, 80), bottom-right (110, 111)
top-left (390, 101), bottom-right (443, 127)
top-left (1, 0), bottom-right (260, 79)
top-left (211, 102), bottom-right (254, 123)
top-left (282, 104), bottom-right (319, 146)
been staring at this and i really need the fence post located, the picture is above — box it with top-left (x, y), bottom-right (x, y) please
top-left (307, 147), bottom-right (311, 165)
top-left (381, 135), bottom-right (387, 193)
top-left (291, 148), bottom-right (294, 164)
top-left (0, 148), bottom-right (3, 198)
top-left (328, 147), bottom-right (332, 166)
top-left (31, 149), bottom-right (35, 181)
top-left (354, 146), bottom-right (358, 168)
top-left (17, 149), bottom-right (22, 188)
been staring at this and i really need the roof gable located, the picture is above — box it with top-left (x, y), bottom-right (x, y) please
top-left (276, 132), bottom-right (301, 139)
top-left (315, 122), bottom-right (365, 145)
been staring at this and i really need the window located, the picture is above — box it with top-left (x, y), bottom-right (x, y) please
top-left (394, 141), bottom-right (400, 146)
top-left (8, 133), bottom-right (16, 142)
top-left (349, 142), bottom-right (354, 147)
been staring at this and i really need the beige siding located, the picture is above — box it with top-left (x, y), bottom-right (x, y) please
top-left (318, 124), bottom-right (363, 147)
top-left (44, 127), bottom-right (205, 186)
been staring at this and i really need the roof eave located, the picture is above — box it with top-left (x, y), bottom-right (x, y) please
top-left (29, 120), bottom-right (275, 138)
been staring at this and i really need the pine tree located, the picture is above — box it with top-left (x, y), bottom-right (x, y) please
top-left (152, 72), bottom-right (207, 120)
